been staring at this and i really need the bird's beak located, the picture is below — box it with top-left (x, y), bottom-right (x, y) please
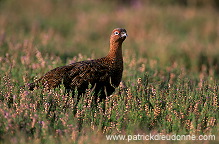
top-left (121, 32), bottom-right (128, 38)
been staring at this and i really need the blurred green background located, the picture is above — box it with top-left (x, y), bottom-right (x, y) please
top-left (0, 0), bottom-right (218, 74)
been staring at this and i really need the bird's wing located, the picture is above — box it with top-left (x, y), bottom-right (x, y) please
top-left (64, 60), bottom-right (110, 88)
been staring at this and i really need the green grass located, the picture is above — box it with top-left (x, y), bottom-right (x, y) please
top-left (0, 0), bottom-right (219, 143)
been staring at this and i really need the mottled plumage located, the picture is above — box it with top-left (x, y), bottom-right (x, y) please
top-left (28, 28), bottom-right (127, 101)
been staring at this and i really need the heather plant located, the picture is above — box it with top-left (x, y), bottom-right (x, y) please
top-left (0, 0), bottom-right (218, 143)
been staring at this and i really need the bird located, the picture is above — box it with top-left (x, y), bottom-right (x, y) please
top-left (27, 28), bottom-right (127, 103)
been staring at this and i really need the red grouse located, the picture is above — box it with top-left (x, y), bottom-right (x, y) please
top-left (28, 28), bottom-right (127, 102)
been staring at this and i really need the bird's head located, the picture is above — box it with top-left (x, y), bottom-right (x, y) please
top-left (110, 28), bottom-right (128, 43)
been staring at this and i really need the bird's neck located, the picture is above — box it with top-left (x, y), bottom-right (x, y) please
top-left (106, 40), bottom-right (123, 61)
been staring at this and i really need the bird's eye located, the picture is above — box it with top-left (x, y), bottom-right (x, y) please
top-left (114, 31), bottom-right (119, 35)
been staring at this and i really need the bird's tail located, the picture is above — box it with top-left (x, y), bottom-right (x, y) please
top-left (27, 82), bottom-right (37, 91)
top-left (24, 78), bottom-right (42, 91)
